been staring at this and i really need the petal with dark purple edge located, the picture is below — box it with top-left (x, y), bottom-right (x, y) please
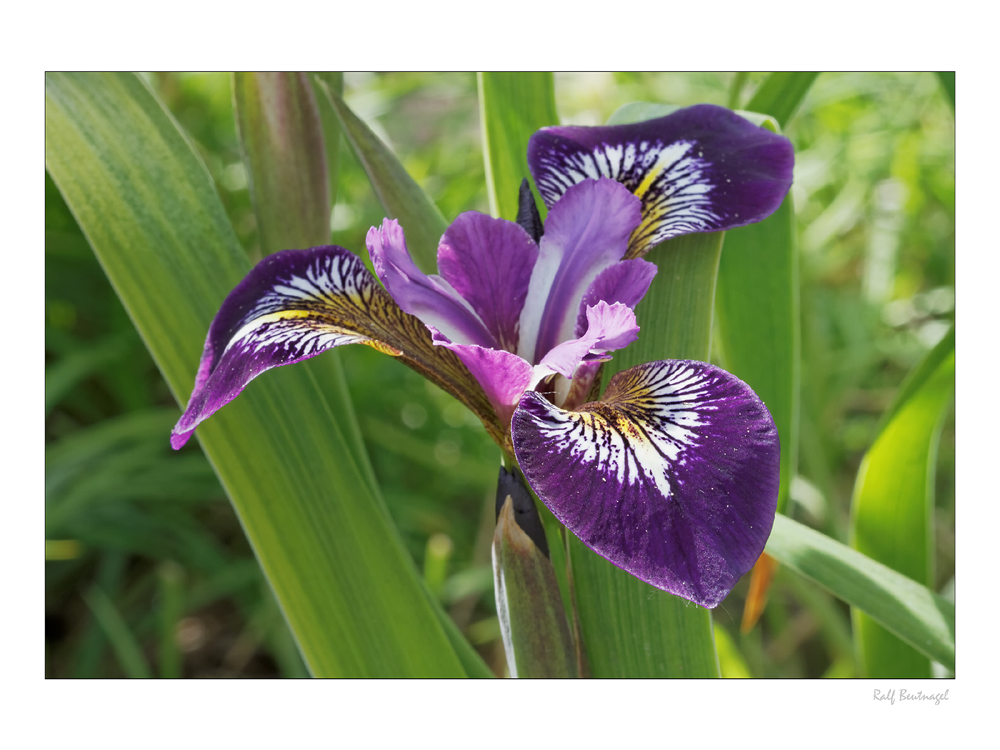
top-left (575, 258), bottom-right (657, 337)
top-left (171, 246), bottom-right (502, 450)
top-left (436, 212), bottom-right (538, 353)
top-left (517, 178), bottom-right (641, 364)
top-left (432, 333), bottom-right (533, 430)
top-left (511, 359), bottom-right (780, 608)
top-left (366, 219), bottom-right (495, 348)
top-left (527, 104), bottom-right (794, 258)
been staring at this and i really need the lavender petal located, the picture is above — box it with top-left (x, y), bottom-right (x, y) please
top-left (538, 301), bottom-right (639, 380)
top-left (436, 211), bottom-right (538, 353)
top-left (517, 178), bottom-right (641, 364)
top-left (433, 333), bottom-right (534, 430)
top-left (575, 258), bottom-right (658, 337)
top-left (366, 219), bottom-right (496, 348)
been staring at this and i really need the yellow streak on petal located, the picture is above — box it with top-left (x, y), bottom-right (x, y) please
top-left (254, 309), bottom-right (315, 322)
top-left (578, 401), bottom-right (648, 443)
top-left (252, 308), bottom-right (402, 355)
top-left (632, 163), bottom-right (663, 200)
top-left (363, 340), bottom-right (403, 356)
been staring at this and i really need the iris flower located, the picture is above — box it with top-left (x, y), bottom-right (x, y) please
top-left (172, 104), bottom-right (793, 608)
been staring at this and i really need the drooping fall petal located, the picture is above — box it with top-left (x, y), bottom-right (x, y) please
top-left (511, 359), bottom-right (780, 608)
top-left (528, 104), bottom-right (794, 258)
top-left (171, 245), bottom-right (501, 449)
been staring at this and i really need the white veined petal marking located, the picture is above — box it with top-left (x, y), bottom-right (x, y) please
top-left (174, 245), bottom-right (510, 452)
top-left (221, 251), bottom-right (390, 359)
top-left (227, 313), bottom-right (371, 358)
top-left (247, 252), bottom-right (370, 317)
top-left (535, 138), bottom-right (719, 255)
top-left (513, 356), bottom-right (781, 607)
top-left (522, 361), bottom-right (717, 501)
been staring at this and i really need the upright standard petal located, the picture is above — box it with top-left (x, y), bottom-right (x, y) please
top-left (172, 246), bottom-right (502, 449)
top-left (367, 219), bottom-right (495, 348)
top-left (517, 178), bottom-right (641, 364)
top-left (527, 104), bottom-right (794, 258)
top-left (574, 258), bottom-right (657, 338)
top-left (511, 360), bottom-right (780, 608)
top-left (436, 211), bottom-right (539, 353)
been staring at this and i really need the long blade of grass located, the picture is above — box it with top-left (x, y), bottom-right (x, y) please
top-left (46, 72), bottom-right (471, 677)
top-left (477, 72), bottom-right (559, 220)
top-left (317, 80), bottom-right (446, 274)
top-left (765, 514), bottom-right (955, 671)
top-left (233, 70), bottom-right (378, 503)
top-left (716, 192), bottom-right (799, 514)
top-left (716, 75), bottom-right (819, 632)
top-left (850, 329), bottom-right (955, 676)
top-left (714, 90), bottom-right (813, 519)
top-left (572, 233), bottom-right (724, 677)
top-left (745, 72), bottom-right (820, 128)
top-left (716, 129), bottom-right (794, 631)
top-left (310, 72), bottom-right (345, 209)
top-left (83, 585), bottom-right (152, 678)
top-left (233, 72), bottom-right (330, 256)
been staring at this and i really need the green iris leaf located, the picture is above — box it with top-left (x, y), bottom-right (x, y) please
top-left (766, 514), bottom-right (954, 672)
top-left (477, 72), bottom-right (559, 221)
top-left (45, 72), bottom-right (482, 677)
top-left (850, 328), bottom-right (955, 676)
top-left (317, 79), bottom-right (447, 274)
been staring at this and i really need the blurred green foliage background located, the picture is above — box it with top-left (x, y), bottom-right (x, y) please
top-left (45, 72), bottom-right (954, 678)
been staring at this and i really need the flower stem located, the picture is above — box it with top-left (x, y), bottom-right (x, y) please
top-left (491, 463), bottom-right (579, 677)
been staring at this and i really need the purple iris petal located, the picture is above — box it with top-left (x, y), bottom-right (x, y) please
top-left (511, 359), bottom-right (780, 609)
top-left (517, 178), bottom-right (642, 364)
top-left (172, 246), bottom-right (397, 450)
top-left (538, 302), bottom-right (639, 379)
top-left (528, 104), bottom-right (794, 257)
top-left (436, 211), bottom-right (539, 353)
top-left (575, 258), bottom-right (658, 337)
top-left (433, 333), bottom-right (534, 429)
top-left (367, 219), bottom-right (495, 347)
